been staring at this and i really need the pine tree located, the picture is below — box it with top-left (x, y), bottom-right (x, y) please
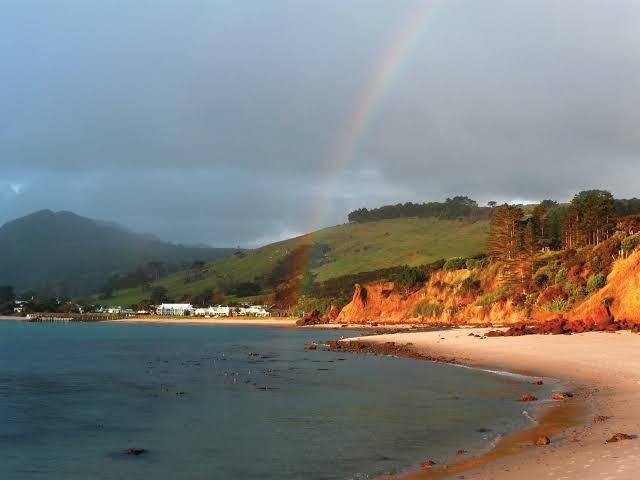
top-left (489, 204), bottom-right (524, 286)
top-left (514, 220), bottom-right (538, 291)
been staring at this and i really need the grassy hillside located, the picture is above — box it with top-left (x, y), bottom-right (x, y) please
top-left (101, 217), bottom-right (489, 307)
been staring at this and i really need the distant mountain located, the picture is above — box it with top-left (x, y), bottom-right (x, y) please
top-left (0, 210), bottom-right (238, 296)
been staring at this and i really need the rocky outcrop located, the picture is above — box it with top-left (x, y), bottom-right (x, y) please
top-left (484, 315), bottom-right (640, 337)
top-left (297, 304), bottom-right (345, 326)
top-left (326, 340), bottom-right (455, 363)
top-left (569, 249), bottom-right (640, 324)
top-left (606, 433), bottom-right (633, 443)
top-left (336, 283), bottom-right (369, 323)
top-left (325, 304), bottom-right (340, 322)
top-left (296, 309), bottom-right (323, 326)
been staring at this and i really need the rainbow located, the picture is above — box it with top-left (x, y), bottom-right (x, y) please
top-left (287, 1), bottom-right (443, 309)
top-left (307, 0), bottom-right (442, 232)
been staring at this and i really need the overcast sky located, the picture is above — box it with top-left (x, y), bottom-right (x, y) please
top-left (2, 0), bottom-right (640, 247)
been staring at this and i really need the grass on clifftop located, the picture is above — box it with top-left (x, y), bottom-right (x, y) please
top-left (101, 217), bottom-right (488, 307)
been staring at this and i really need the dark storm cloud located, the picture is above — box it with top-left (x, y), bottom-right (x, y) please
top-left (2, 0), bottom-right (640, 246)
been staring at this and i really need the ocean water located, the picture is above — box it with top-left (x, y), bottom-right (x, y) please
top-left (0, 321), bottom-right (549, 479)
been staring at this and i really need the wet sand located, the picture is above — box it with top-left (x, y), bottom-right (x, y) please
top-left (345, 328), bottom-right (640, 480)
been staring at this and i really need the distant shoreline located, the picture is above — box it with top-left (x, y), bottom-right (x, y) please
top-left (107, 316), bottom-right (299, 327)
top-left (342, 328), bottom-right (640, 480)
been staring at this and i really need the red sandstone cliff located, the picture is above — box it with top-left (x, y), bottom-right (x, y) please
top-left (335, 249), bottom-right (640, 325)
top-left (568, 249), bottom-right (640, 323)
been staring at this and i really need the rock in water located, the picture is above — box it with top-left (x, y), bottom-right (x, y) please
top-left (551, 392), bottom-right (574, 400)
top-left (535, 436), bottom-right (551, 445)
top-left (420, 460), bottom-right (436, 469)
top-left (126, 448), bottom-right (147, 456)
top-left (519, 394), bottom-right (538, 402)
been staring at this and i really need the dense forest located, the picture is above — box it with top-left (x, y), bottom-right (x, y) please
top-left (488, 190), bottom-right (640, 301)
top-left (347, 196), bottom-right (492, 223)
top-left (348, 194), bottom-right (640, 228)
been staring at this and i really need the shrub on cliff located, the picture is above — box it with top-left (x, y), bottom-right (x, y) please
top-left (587, 235), bottom-right (622, 275)
top-left (475, 286), bottom-right (508, 307)
top-left (394, 266), bottom-right (427, 290)
top-left (536, 284), bottom-right (567, 307)
top-left (586, 273), bottom-right (606, 294)
top-left (444, 257), bottom-right (468, 271)
top-left (545, 297), bottom-right (569, 313)
top-left (459, 277), bottom-right (481, 295)
top-left (413, 300), bottom-right (444, 317)
top-left (534, 272), bottom-right (549, 289)
top-left (555, 267), bottom-right (568, 285)
top-left (621, 232), bottom-right (640, 257)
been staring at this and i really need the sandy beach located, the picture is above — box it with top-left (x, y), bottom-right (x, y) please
top-left (345, 328), bottom-right (640, 480)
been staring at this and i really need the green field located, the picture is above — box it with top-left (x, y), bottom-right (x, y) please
top-left (101, 217), bottom-right (489, 306)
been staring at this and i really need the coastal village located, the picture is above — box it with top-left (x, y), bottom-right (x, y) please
top-left (11, 297), bottom-right (276, 319)
top-left (98, 303), bottom-right (273, 317)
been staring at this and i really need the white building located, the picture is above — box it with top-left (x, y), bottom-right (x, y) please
top-left (156, 303), bottom-right (194, 316)
top-left (14, 300), bottom-right (28, 314)
top-left (210, 306), bottom-right (231, 317)
top-left (238, 305), bottom-right (270, 317)
top-left (194, 306), bottom-right (231, 317)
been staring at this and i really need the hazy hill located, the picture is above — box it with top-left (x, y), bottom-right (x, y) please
top-left (0, 210), bottom-right (237, 296)
top-left (103, 217), bottom-right (489, 307)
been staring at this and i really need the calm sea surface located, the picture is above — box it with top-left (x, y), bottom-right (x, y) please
top-left (0, 321), bottom-right (549, 479)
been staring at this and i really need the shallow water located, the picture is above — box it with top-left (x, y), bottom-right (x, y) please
top-left (0, 321), bottom-right (550, 479)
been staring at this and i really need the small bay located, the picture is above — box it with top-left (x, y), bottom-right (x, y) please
top-left (0, 322), bottom-right (548, 479)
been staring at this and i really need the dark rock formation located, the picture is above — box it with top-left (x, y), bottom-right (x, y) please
top-left (126, 448), bottom-right (147, 456)
top-left (327, 340), bottom-right (455, 364)
top-left (325, 305), bottom-right (340, 322)
top-left (484, 315), bottom-right (640, 337)
top-left (606, 433), bottom-right (633, 443)
top-left (296, 309), bottom-right (323, 326)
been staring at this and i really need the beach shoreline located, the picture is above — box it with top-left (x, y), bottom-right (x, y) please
top-left (341, 328), bottom-right (640, 480)
top-left (107, 316), bottom-right (300, 327)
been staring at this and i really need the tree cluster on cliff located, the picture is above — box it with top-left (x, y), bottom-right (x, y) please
top-left (487, 190), bottom-right (637, 293)
top-left (348, 196), bottom-right (491, 223)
